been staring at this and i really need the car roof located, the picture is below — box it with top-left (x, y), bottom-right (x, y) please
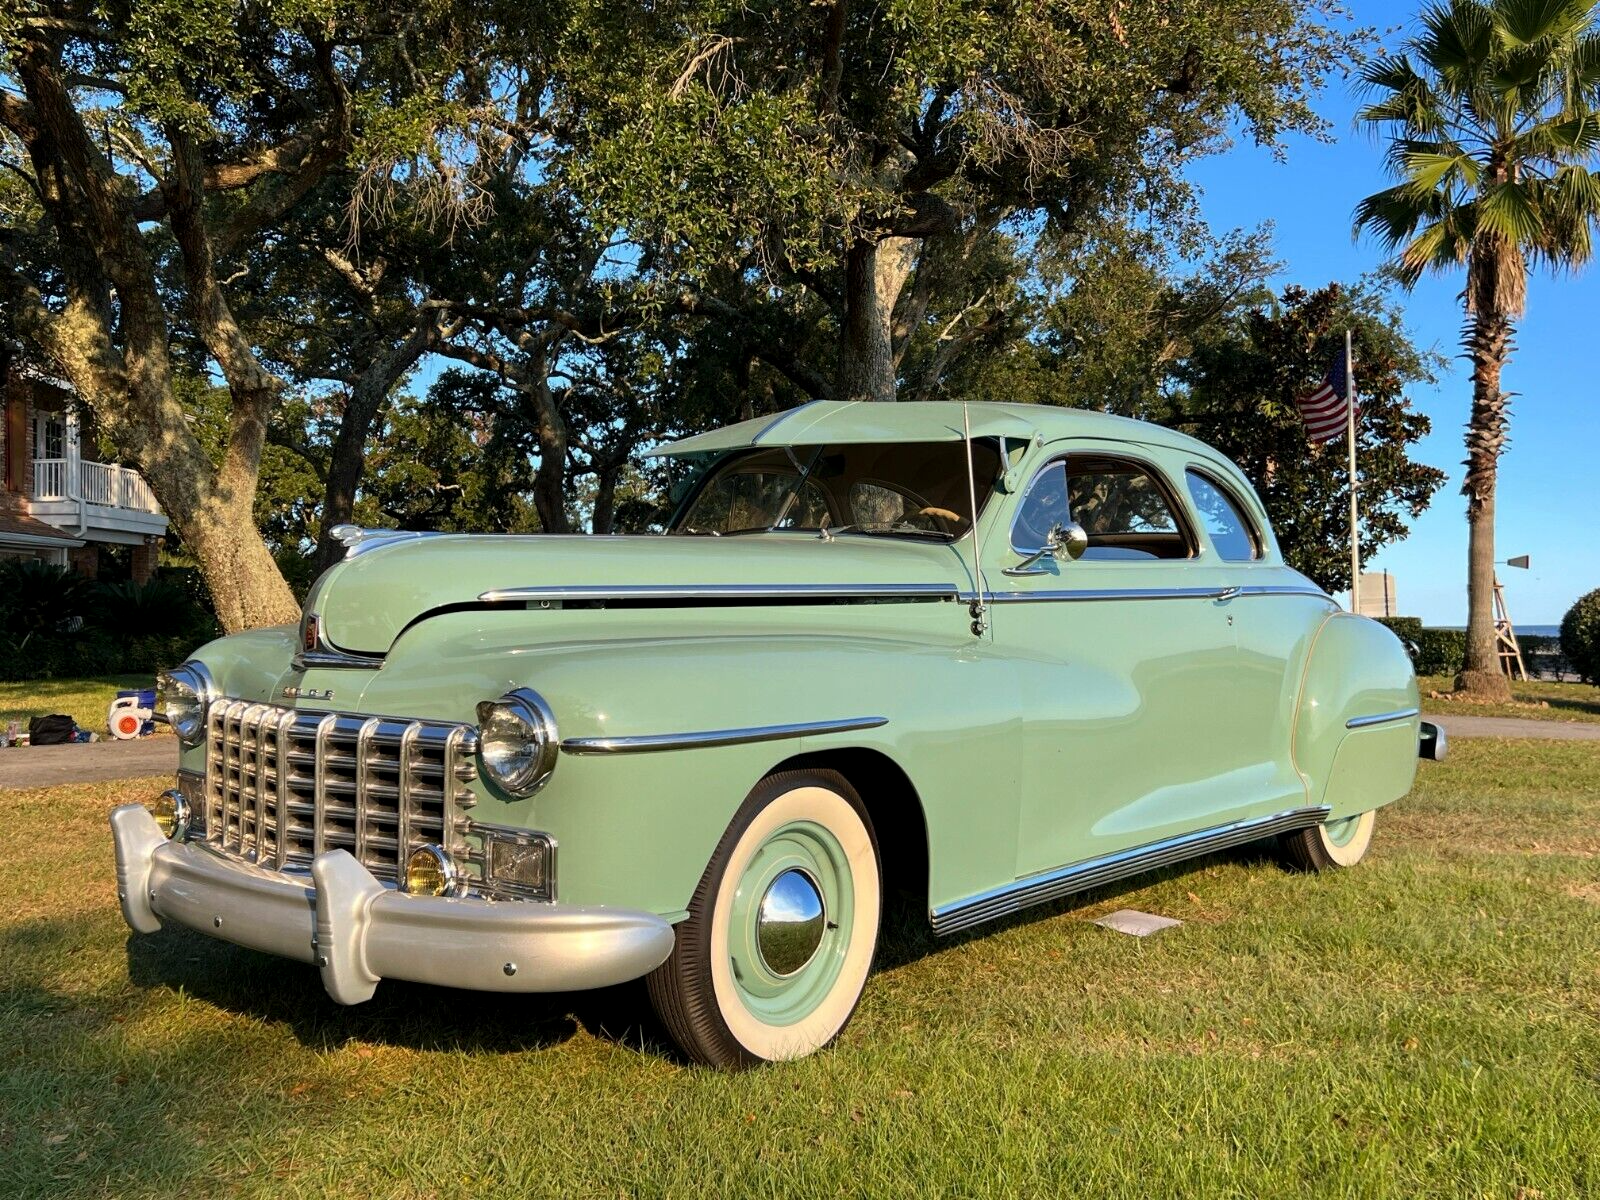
top-left (649, 400), bottom-right (1217, 459)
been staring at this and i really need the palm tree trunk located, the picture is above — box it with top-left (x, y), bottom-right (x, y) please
top-left (1455, 301), bottom-right (1514, 701)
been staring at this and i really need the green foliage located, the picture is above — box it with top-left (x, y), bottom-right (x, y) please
top-left (1157, 281), bottom-right (1448, 596)
top-left (1416, 629), bottom-right (1467, 677)
top-left (0, 563), bottom-right (217, 683)
top-left (1560, 588), bottom-right (1600, 685)
top-left (1376, 616), bottom-right (1425, 646)
top-left (0, 560), bottom-right (94, 637)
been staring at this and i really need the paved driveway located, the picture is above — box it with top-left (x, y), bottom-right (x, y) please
top-left (0, 738), bottom-right (176, 790)
top-left (1428, 713), bottom-right (1600, 742)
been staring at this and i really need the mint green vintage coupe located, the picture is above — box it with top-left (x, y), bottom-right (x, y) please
top-left (111, 401), bottom-right (1442, 1067)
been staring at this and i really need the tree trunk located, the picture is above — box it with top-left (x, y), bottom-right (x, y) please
top-left (591, 462), bottom-right (619, 535)
top-left (528, 371), bottom-right (571, 534)
top-left (1455, 291), bottom-right (1514, 701)
top-left (837, 236), bottom-right (917, 402)
top-left (314, 318), bottom-right (442, 573)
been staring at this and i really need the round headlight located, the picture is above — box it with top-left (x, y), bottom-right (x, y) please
top-left (155, 662), bottom-right (214, 744)
top-left (404, 844), bottom-right (454, 896)
top-left (475, 688), bottom-right (559, 797)
top-left (146, 788), bottom-right (190, 839)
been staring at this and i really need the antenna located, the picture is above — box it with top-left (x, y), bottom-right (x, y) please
top-left (962, 403), bottom-right (988, 637)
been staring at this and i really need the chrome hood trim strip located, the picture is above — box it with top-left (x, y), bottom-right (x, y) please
top-left (480, 583), bottom-right (959, 604)
top-left (1345, 706), bottom-right (1421, 730)
top-left (931, 804), bottom-right (1331, 937)
top-left (562, 716), bottom-right (887, 755)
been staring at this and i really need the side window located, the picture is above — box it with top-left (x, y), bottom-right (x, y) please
top-left (1064, 457), bottom-right (1190, 560)
top-left (1185, 470), bottom-right (1261, 561)
top-left (1010, 462), bottom-right (1070, 551)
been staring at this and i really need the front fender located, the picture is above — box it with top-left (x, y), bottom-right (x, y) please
top-left (353, 605), bottom-right (1020, 917)
top-left (1292, 613), bottom-right (1421, 820)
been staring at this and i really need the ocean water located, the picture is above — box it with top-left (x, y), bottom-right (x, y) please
top-left (1439, 624), bottom-right (1561, 637)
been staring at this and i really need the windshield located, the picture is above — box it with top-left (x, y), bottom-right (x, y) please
top-left (670, 441), bottom-right (1002, 540)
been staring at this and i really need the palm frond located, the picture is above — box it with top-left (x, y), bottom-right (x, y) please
top-left (1534, 163), bottom-right (1600, 265)
top-left (1477, 180), bottom-right (1548, 243)
top-left (1514, 112), bottom-right (1600, 161)
top-left (1491, 0), bottom-right (1596, 49)
top-left (1419, 0), bottom-right (1496, 94)
top-left (1388, 138), bottom-right (1485, 192)
top-left (1354, 183), bottom-right (1448, 250)
top-left (1396, 215), bottom-right (1474, 284)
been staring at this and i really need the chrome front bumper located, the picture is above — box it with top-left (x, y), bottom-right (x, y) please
top-left (110, 804), bottom-right (675, 1004)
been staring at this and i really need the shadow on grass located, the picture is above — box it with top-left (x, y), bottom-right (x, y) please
top-left (874, 838), bottom-right (1293, 972)
top-left (123, 922), bottom-right (681, 1061)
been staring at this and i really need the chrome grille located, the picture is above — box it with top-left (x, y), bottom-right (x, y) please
top-left (202, 698), bottom-right (480, 882)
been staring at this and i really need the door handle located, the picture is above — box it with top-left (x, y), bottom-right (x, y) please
top-left (1214, 586), bottom-right (1241, 601)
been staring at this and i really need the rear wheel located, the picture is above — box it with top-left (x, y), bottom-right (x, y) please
top-left (647, 770), bottom-right (881, 1068)
top-left (1279, 809), bottom-right (1376, 871)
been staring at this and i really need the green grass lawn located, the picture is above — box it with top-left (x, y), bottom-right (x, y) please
top-left (0, 675), bottom-right (161, 738)
top-left (1419, 674), bottom-right (1600, 724)
top-left (3, 741), bottom-right (1597, 1197)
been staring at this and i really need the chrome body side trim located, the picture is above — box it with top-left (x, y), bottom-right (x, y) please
top-left (562, 715), bottom-right (888, 755)
top-left (962, 583), bottom-right (1333, 604)
top-left (475, 581), bottom-right (1331, 607)
top-left (478, 582), bottom-right (960, 604)
top-left (1345, 706), bottom-right (1422, 730)
top-left (930, 805), bottom-right (1332, 936)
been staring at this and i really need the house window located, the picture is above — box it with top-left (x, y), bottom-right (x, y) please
top-left (36, 411), bottom-right (67, 460)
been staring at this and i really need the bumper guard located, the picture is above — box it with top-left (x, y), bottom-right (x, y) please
top-left (110, 804), bottom-right (675, 1004)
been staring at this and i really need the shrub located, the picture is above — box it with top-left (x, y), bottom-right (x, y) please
top-left (89, 576), bottom-right (210, 640)
top-left (1561, 589), bottom-right (1600, 685)
top-left (1414, 628), bottom-right (1465, 677)
top-left (1376, 617), bottom-right (1424, 647)
top-left (0, 559), bottom-right (93, 636)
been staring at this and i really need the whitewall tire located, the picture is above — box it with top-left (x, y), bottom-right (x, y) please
top-left (1279, 809), bottom-right (1377, 872)
top-left (647, 769), bottom-right (881, 1068)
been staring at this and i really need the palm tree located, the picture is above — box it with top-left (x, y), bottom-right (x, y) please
top-left (1356, 0), bottom-right (1600, 700)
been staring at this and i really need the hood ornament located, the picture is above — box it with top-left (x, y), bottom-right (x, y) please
top-left (329, 524), bottom-right (438, 559)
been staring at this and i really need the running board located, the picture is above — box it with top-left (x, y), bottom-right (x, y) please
top-left (929, 805), bottom-right (1331, 937)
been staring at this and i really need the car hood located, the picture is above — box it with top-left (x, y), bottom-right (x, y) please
top-left (305, 532), bottom-right (977, 655)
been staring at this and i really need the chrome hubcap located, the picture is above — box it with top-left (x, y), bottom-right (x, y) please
top-left (755, 868), bottom-right (826, 976)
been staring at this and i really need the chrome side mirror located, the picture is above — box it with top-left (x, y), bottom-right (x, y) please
top-left (1004, 521), bottom-right (1089, 577)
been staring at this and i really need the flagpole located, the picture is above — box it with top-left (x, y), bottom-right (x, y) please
top-left (1346, 328), bottom-right (1360, 615)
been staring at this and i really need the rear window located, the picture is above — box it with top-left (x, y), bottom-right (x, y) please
top-left (1185, 470), bottom-right (1261, 561)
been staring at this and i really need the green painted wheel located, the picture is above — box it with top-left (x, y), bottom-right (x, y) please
top-left (1322, 814), bottom-right (1363, 849)
top-left (647, 770), bottom-right (881, 1068)
top-left (725, 821), bottom-right (854, 1028)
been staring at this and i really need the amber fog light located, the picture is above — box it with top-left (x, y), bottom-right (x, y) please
top-left (404, 845), bottom-right (455, 896)
top-left (147, 788), bottom-right (190, 840)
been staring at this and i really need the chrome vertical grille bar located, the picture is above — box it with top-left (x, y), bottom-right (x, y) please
top-left (312, 711), bottom-right (336, 859)
top-left (251, 705), bottom-right (272, 861)
top-left (225, 702), bottom-right (244, 853)
top-left (273, 708), bottom-right (294, 869)
top-left (397, 721), bottom-right (420, 863)
top-left (354, 716), bottom-right (380, 867)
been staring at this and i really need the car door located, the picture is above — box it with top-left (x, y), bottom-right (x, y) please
top-left (995, 442), bottom-right (1253, 877)
top-left (1181, 463), bottom-right (1331, 817)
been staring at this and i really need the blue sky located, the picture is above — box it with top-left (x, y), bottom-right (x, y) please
top-left (1186, 1), bottom-right (1599, 625)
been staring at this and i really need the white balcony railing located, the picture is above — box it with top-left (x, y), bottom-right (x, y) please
top-left (32, 458), bottom-right (162, 514)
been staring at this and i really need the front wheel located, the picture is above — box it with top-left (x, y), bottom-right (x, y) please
top-left (647, 769), bottom-right (881, 1068)
top-left (1279, 809), bottom-right (1377, 871)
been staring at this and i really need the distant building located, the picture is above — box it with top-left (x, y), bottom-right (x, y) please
top-left (1, 358), bottom-right (168, 579)
top-left (1357, 571), bottom-right (1399, 619)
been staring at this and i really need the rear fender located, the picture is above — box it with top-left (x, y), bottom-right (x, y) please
top-left (1292, 613), bottom-right (1422, 820)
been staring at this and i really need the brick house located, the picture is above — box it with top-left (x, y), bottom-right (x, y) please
top-left (1, 359), bottom-right (168, 581)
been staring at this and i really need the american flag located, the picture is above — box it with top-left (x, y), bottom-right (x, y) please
top-left (1296, 350), bottom-right (1356, 444)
